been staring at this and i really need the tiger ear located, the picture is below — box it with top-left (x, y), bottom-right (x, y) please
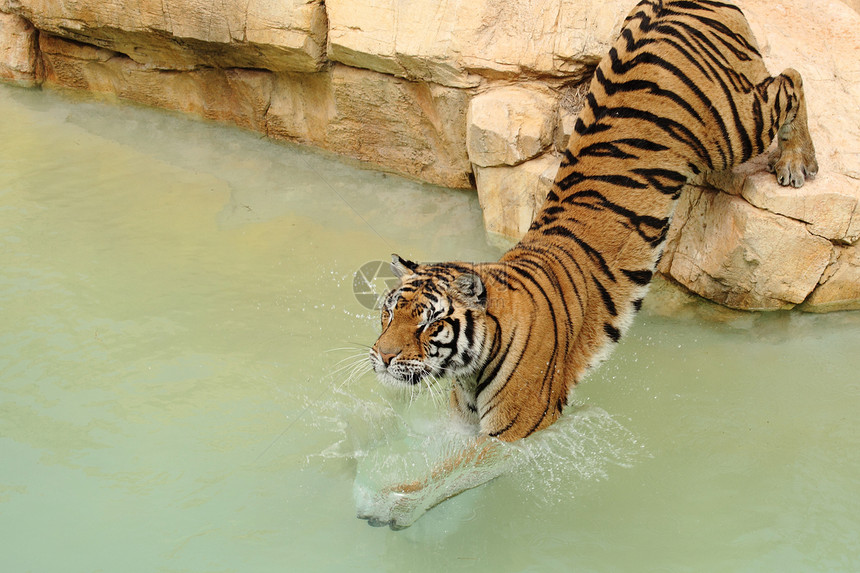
top-left (451, 272), bottom-right (487, 309)
top-left (391, 254), bottom-right (418, 278)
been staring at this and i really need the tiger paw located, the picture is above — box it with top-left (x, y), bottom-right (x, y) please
top-left (767, 146), bottom-right (818, 188)
top-left (354, 481), bottom-right (429, 530)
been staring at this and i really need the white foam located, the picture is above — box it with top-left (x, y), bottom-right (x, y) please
top-left (310, 376), bottom-right (647, 527)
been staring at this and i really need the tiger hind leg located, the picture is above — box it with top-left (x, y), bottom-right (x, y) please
top-left (759, 68), bottom-right (819, 188)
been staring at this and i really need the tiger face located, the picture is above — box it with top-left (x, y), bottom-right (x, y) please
top-left (370, 255), bottom-right (489, 388)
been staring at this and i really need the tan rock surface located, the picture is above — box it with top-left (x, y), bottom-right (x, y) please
top-left (689, 154), bottom-right (860, 244)
top-left (660, 0), bottom-right (860, 310)
top-left (321, 65), bottom-right (472, 188)
top-left (326, 0), bottom-right (630, 87)
top-left (4, 0), bottom-right (327, 72)
top-left (463, 0), bottom-right (860, 312)
top-left (0, 11), bottom-right (36, 85)
top-left (800, 245), bottom-right (860, 312)
top-left (660, 187), bottom-right (834, 310)
top-left (38, 35), bottom-right (472, 188)
top-left (467, 86), bottom-right (558, 168)
top-left (39, 35), bottom-right (274, 132)
top-left (843, 0), bottom-right (860, 14)
top-left (475, 154), bottom-right (560, 239)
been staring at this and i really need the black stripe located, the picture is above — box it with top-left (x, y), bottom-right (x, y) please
top-left (679, 0), bottom-right (744, 15)
top-left (475, 331), bottom-right (517, 399)
top-left (752, 92), bottom-right (766, 155)
top-left (622, 268), bottom-right (654, 286)
top-left (561, 148), bottom-right (578, 166)
top-left (592, 275), bottom-right (618, 317)
top-left (541, 225), bottom-right (617, 282)
top-left (473, 313), bottom-right (505, 395)
top-left (476, 266), bottom-right (538, 408)
top-left (562, 190), bottom-right (670, 247)
top-left (556, 170), bottom-right (586, 191)
top-left (607, 48), bottom-right (731, 166)
top-left (654, 21), bottom-right (756, 164)
top-left (579, 141), bottom-right (639, 160)
top-left (524, 394), bottom-right (554, 438)
top-left (506, 264), bottom-right (563, 355)
top-left (489, 411), bottom-right (520, 439)
top-left (604, 322), bottom-right (621, 343)
top-left (630, 167), bottom-right (688, 197)
top-left (463, 311), bottom-right (475, 346)
top-left (591, 173), bottom-right (649, 189)
top-left (485, 267), bottom-right (517, 291)
top-left (668, 0), bottom-right (716, 12)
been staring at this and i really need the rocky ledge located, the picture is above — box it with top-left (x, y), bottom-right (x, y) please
top-left (1, 0), bottom-right (859, 312)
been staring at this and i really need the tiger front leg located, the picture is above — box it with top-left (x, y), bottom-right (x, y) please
top-left (354, 436), bottom-right (511, 529)
top-left (764, 68), bottom-right (819, 188)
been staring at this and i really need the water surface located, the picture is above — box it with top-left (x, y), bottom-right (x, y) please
top-left (1, 84), bottom-right (859, 572)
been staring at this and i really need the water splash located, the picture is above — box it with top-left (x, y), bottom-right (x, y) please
top-left (506, 402), bottom-right (647, 503)
top-left (310, 367), bottom-right (647, 527)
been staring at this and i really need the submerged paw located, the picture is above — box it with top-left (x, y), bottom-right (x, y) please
top-left (358, 514), bottom-right (398, 529)
top-left (354, 481), bottom-right (425, 531)
top-left (358, 514), bottom-right (409, 530)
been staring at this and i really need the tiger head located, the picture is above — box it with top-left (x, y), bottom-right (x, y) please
top-left (370, 255), bottom-right (491, 388)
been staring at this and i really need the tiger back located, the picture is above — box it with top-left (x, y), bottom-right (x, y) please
top-left (370, 0), bottom-right (817, 442)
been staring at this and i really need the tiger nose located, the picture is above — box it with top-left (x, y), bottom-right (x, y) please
top-left (376, 346), bottom-right (399, 366)
top-left (379, 351), bottom-right (398, 366)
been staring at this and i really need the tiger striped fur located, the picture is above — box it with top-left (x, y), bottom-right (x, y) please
top-left (370, 0), bottom-right (818, 443)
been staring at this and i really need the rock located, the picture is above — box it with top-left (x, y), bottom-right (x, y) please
top-left (800, 245), bottom-right (860, 312)
top-left (269, 65), bottom-right (472, 188)
top-left (266, 71), bottom-right (334, 149)
top-left (641, 275), bottom-right (758, 327)
top-left (467, 86), bottom-right (558, 168)
top-left (4, 0), bottom-right (327, 72)
top-left (660, 186), bottom-right (834, 311)
top-left (689, 154), bottom-right (860, 244)
top-left (474, 154), bottom-right (560, 239)
top-left (0, 11), bottom-right (36, 85)
top-left (326, 0), bottom-right (630, 87)
top-left (327, 65), bottom-right (471, 188)
top-left (38, 34), bottom-right (472, 188)
top-left (742, 169), bottom-right (860, 244)
top-left (39, 35), bottom-right (275, 132)
top-left (838, 0), bottom-right (860, 17)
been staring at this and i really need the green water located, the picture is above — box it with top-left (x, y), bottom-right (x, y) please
top-left (1, 84), bottom-right (858, 572)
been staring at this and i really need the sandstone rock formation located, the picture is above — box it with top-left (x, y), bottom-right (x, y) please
top-left (475, 155), bottom-right (561, 241)
top-left (326, 0), bottom-right (631, 87)
top-left (467, 86), bottom-right (558, 168)
top-left (1, 0), bottom-right (858, 312)
top-left (0, 12), bottom-right (36, 85)
top-left (4, 0), bottom-right (328, 72)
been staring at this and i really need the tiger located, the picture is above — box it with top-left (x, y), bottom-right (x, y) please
top-left (362, 0), bottom-right (817, 526)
